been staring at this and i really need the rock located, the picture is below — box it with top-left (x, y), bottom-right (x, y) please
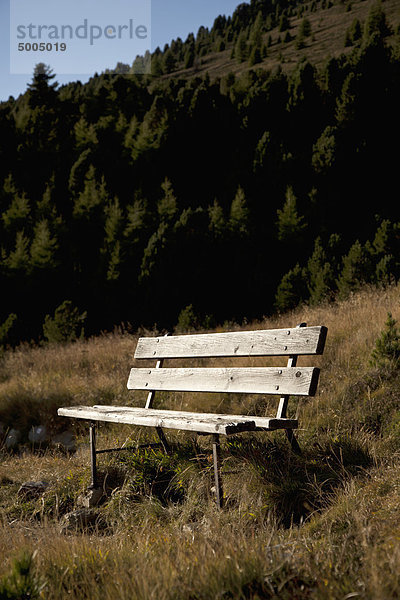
top-left (60, 508), bottom-right (105, 533)
top-left (51, 430), bottom-right (76, 452)
top-left (5, 429), bottom-right (21, 449)
top-left (18, 481), bottom-right (49, 498)
top-left (77, 488), bottom-right (103, 508)
top-left (28, 425), bottom-right (48, 444)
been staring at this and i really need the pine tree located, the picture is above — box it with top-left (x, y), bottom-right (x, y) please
top-left (279, 14), bottom-right (290, 32)
top-left (73, 166), bottom-right (109, 219)
top-left (312, 126), bottom-right (337, 173)
top-left (296, 18), bottom-right (312, 49)
top-left (345, 19), bottom-right (362, 47)
top-left (307, 237), bottom-right (334, 304)
top-left (275, 264), bottom-right (308, 312)
top-left (132, 97), bottom-right (169, 160)
top-left (208, 199), bottom-right (225, 237)
top-left (43, 300), bottom-right (87, 343)
top-left (283, 31), bottom-right (292, 43)
top-left (163, 49), bottom-right (177, 74)
top-left (363, 1), bottom-right (391, 42)
top-left (276, 186), bottom-right (306, 243)
top-left (370, 312), bottom-right (400, 368)
top-left (152, 54), bottom-right (164, 76)
top-left (250, 12), bottom-right (264, 47)
top-left (30, 219), bottom-right (58, 269)
top-left (0, 313), bottom-right (17, 348)
top-left (2, 194), bottom-right (31, 231)
top-left (336, 240), bottom-right (374, 298)
top-left (335, 72), bottom-right (360, 125)
top-left (74, 117), bottom-right (98, 148)
top-left (7, 231), bottom-right (30, 271)
top-left (27, 63), bottom-right (58, 109)
top-left (158, 178), bottom-right (178, 223)
top-left (249, 46), bottom-right (262, 66)
top-left (104, 198), bottom-right (124, 247)
top-left (229, 186), bottom-right (249, 236)
top-left (184, 47), bottom-right (195, 69)
top-left (234, 31), bottom-right (248, 63)
top-left (299, 17), bottom-right (312, 38)
top-left (124, 197), bottom-right (149, 241)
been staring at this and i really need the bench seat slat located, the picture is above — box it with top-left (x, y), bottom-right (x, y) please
top-left (57, 406), bottom-right (298, 435)
top-left (127, 367), bottom-right (320, 396)
top-left (134, 326), bottom-right (327, 359)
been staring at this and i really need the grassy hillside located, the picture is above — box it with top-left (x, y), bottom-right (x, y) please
top-left (161, 0), bottom-right (400, 80)
top-left (1, 284), bottom-right (400, 598)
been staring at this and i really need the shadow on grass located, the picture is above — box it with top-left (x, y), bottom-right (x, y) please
top-left (225, 433), bottom-right (374, 527)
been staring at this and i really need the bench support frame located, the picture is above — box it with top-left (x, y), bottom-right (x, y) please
top-left (212, 434), bottom-right (223, 509)
top-left (89, 422), bottom-right (97, 489)
top-left (275, 322), bottom-right (306, 455)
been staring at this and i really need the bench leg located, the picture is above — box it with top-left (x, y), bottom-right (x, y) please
top-left (286, 429), bottom-right (301, 455)
top-left (212, 434), bottom-right (223, 509)
top-left (156, 427), bottom-right (170, 453)
top-left (89, 422), bottom-right (98, 488)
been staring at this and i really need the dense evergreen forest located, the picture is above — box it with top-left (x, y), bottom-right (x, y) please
top-left (0, 0), bottom-right (400, 345)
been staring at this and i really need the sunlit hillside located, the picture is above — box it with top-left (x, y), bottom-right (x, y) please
top-left (1, 284), bottom-right (400, 599)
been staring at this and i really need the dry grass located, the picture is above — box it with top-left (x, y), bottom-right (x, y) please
top-left (1, 283), bottom-right (400, 599)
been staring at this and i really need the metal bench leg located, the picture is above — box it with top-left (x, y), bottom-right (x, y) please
top-left (286, 429), bottom-right (301, 455)
top-left (89, 422), bottom-right (98, 488)
top-left (156, 427), bottom-right (170, 454)
top-left (212, 434), bottom-right (223, 509)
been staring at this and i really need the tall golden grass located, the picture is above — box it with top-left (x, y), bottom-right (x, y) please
top-left (0, 283), bottom-right (400, 599)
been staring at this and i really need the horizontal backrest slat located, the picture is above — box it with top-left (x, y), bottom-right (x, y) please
top-left (127, 367), bottom-right (320, 396)
top-left (134, 326), bottom-right (327, 359)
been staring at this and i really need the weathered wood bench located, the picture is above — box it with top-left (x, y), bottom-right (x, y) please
top-left (58, 322), bottom-right (327, 507)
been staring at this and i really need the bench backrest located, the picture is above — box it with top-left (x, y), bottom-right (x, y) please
top-left (128, 323), bottom-right (327, 418)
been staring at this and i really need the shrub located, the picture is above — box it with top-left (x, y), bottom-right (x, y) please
top-left (42, 300), bottom-right (87, 344)
top-left (176, 304), bottom-right (198, 332)
top-left (0, 551), bottom-right (44, 599)
top-left (370, 312), bottom-right (400, 368)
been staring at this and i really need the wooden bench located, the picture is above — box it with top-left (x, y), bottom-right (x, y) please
top-left (58, 322), bottom-right (327, 507)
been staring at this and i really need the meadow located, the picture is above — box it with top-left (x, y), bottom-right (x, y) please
top-left (1, 283), bottom-right (400, 599)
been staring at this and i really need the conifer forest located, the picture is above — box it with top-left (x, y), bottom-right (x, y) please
top-left (1, 0), bottom-right (400, 344)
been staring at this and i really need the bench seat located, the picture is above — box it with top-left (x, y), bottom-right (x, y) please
top-left (58, 405), bottom-right (298, 435)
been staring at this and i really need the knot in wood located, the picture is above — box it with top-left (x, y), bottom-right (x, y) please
top-left (295, 371), bottom-right (301, 378)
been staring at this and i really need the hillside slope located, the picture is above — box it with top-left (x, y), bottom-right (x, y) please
top-left (152, 0), bottom-right (400, 80)
top-left (1, 284), bottom-right (400, 598)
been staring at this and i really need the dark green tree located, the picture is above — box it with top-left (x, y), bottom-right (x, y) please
top-left (337, 240), bottom-right (375, 298)
top-left (276, 186), bottom-right (306, 243)
top-left (229, 186), bottom-right (249, 236)
top-left (30, 219), bottom-right (58, 270)
top-left (345, 19), bottom-right (362, 47)
top-left (249, 46), bottom-right (262, 66)
top-left (370, 312), bottom-right (400, 368)
top-left (163, 49), bottom-right (177, 74)
top-left (27, 63), bottom-right (58, 109)
top-left (234, 31), bottom-right (248, 63)
top-left (275, 264), bottom-right (308, 312)
top-left (363, 1), bottom-right (391, 42)
top-left (158, 178), bottom-right (178, 223)
top-left (43, 300), bottom-right (87, 343)
top-left (307, 237), bottom-right (335, 304)
top-left (184, 47), bottom-right (195, 69)
top-left (208, 199), bottom-right (225, 237)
